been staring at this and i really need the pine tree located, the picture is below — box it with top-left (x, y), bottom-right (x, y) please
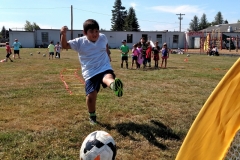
top-left (111, 0), bottom-right (127, 31)
top-left (189, 15), bottom-right (199, 31)
top-left (213, 11), bottom-right (224, 25)
top-left (124, 7), bottom-right (140, 31)
top-left (224, 19), bottom-right (228, 24)
top-left (1, 26), bottom-right (6, 38)
top-left (199, 13), bottom-right (210, 30)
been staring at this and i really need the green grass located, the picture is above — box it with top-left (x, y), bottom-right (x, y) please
top-left (0, 48), bottom-right (239, 159)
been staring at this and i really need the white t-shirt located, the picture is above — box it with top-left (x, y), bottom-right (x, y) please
top-left (68, 33), bottom-right (112, 81)
top-left (212, 47), bottom-right (218, 52)
top-left (55, 44), bottom-right (62, 52)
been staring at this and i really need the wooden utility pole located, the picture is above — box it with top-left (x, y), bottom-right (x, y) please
top-left (71, 5), bottom-right (73, 39)
top-left (176, 13), bottom-right (185, 32)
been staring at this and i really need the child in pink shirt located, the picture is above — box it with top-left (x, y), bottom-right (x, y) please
top-left (131, 44), bottom-right (140, 69)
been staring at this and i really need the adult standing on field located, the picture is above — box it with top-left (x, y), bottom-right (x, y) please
top-left (12, 39), bottom-right (21, 59)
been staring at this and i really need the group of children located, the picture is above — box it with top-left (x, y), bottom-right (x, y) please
top-left (4, 39), bottom-right (22, 62)
top-left (48, 41), bottom-right (62, 60)
top-left (4, 39), bottom-right (62, 62)
top-left (120, 37), bottom-right (170, 69)
top-left (4, 19), bottom-right (170, 126)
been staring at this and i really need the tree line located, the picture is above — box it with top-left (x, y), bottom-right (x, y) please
top-left (1, 1), bottom-right (240, 39)
top-left (188, 11), bottom-right (239, 31)
top-left (1, 0), bottom-right (139, 40)
top-left (0, 21), bottom-right (40, 39)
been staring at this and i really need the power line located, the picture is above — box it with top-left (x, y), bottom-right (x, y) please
top-left (1, 7), bottom-right (189, 27)
top-left (73, 7), bottom-right (179, 25)
top-left (176, 13), bottom-right (185, 32)
top-left (0, 7), bottom-right (69, 9)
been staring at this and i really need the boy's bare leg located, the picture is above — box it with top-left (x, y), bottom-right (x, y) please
top-left (103, 73), bottom-right (123, 97)
top-left (86, 91), bottom-right (97, 113)
top-left (103, 73), bottom-right (114, 87)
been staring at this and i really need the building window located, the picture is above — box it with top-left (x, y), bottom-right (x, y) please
top-left (127, 34), bottom-right (133, 43)
top-left (173, 35), bottom-right (179, 43)
top-left (142, 34), bottom-right (148, 41)
top-left (78, 34), bottom-right (84, 37)
top-left (41, 32), bottom-right (49, 42)
top-left (156, 34), bottom-right (162, 44)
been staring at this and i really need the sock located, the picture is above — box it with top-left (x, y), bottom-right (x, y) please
top-left (89, 112), bottom-right (96, 117)
top-left (110, 82), bottom-right (115, 90)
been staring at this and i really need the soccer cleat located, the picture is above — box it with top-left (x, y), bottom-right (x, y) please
top-left (114, 78), bottom-right (123, 97)
top-left (89, 116), bottom-right (97, 125)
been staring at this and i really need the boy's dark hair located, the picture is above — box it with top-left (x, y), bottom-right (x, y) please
top-left (83, 19), bottom-right (99, 33)
top-left (6, 42), bottom-right (9, 45)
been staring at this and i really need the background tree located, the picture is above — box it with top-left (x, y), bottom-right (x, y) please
top-left (238, 20), bottom-right (240, 23)
top-left (1, 26), bottom-right (7, 38)
top-left (111, 0), bottom-right (127, 31)
top-left (224, 20), bottom-right (229, 24)
top-left (189, 15), bottom-right (199, 31)
top-left (24, 20), bottom-right (40, 31)
top-left (198, 13), bottom-right (210, 30)
top-left (212, 11), bottom-right (224, 25)
top-left (124, 7), bottom-right (140, 31)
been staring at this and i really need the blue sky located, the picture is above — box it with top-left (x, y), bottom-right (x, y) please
top-left (0, 0), bottom-right (239, 32)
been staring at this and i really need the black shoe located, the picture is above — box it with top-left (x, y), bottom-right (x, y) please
top-left (89, 116), bottom-right (97, 125)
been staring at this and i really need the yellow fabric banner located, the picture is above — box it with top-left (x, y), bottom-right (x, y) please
top-left (176, 58), bottom-right (240, 160)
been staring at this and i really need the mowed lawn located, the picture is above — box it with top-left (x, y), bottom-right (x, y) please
top-left (0, 47), bottom-right (239, 160)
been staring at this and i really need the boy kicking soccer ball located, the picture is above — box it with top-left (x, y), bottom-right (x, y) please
top-left (60, 19), bottom-right (123, 125)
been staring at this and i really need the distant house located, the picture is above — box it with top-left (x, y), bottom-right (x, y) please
top-left (201, 23), bottom-right (240, 33)
top-left (9, 29), bottom-right (186, 49)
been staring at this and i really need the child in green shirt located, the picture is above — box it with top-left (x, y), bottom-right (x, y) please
top-left (120, 40), bottom-right (129, 69)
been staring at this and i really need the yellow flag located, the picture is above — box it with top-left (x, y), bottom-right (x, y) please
top-left (176, 58), bottom-right (240, 160)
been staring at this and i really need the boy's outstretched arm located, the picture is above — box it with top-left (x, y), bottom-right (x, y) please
top-left (106, 44), bottom-right (112, 62)
top-left (60, 26), bottom-right (71, 49)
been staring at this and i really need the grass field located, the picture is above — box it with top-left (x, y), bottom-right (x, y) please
top-left (0, 48), bottom-right (239, 160)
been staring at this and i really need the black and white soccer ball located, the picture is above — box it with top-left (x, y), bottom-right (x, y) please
top-left (80, 130), bottom-right (117, 160)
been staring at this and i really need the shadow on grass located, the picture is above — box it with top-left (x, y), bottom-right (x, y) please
top-left (98, 120), bottom-right (180, 150)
